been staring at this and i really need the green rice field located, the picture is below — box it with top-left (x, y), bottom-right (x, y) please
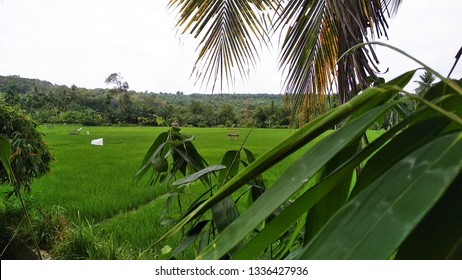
top-left (8, 125), bottom-right (383, 258)
top-left (28, 125), bottom-right (310, 257)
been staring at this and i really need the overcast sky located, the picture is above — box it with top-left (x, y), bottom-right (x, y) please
top-left (0, 0), bottom-right (461, 94)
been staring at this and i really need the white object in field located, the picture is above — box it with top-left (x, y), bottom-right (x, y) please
top-left (87, 131), bottom-right (90, 135)
top-left (91, 138), bottom-right (104, 146)
top-left (78, 127), bottom-right (83, 132)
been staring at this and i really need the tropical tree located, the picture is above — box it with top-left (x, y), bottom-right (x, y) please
top-left (105, 73), bottom-right (133, 123)
top-left (217, 103), bottom-right (237, 126)
top-left (414, 70), bottom-right (436, 94)
top-left (168, 0), bottom-right (403, 122)
top-left (105, 73), bottom-right (129, 92)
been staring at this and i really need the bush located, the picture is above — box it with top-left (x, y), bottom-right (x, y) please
top-left (0, 101), bottom-right (53, 191)
top-left (0, 197), bottom-right (67, 259)
top-left (79, 109), bottom-right (107, 126)
top-left (51, 221), bottom-right (157, 260)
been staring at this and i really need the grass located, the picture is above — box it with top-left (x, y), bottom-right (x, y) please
top-left (31, 126), bottom-right (161, 222)
top-left (22, 125), bottom-right (306, 258)
top-left (31, 126), bottom-right (299, 220)
top-left (12, 125), bottom-right (383, 259)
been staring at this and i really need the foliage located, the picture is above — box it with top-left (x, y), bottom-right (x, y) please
top-left (0, 75), bottom-right (293, 127)
top-left (0, 197), bottom-right (68, 259)
top-left (105, 73), bottom-right (129, 92)
top-left (30, 125), bottom-right (319, 259)
top-left (143, 56), bottom-right (462, 259)
top-left (58, 109), bottom-right (107, 126)
top-left (50, 218), bottom-right (157, 260)
top-left (0, 75), bottom-right (54, 95)
top-left (0, 135), bottom-right (45, 259)
top-left (0, 102), bottom-right (53, 192)
top-left (134, 124), bottom-right (269, 259)
top-left (1, 105), bottom-right (56, 259)
top-left (414, 70), bottom-right (436, 94)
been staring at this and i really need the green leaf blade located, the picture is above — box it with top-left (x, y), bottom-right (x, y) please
top-left (396, 173), bottom-right (462, 259)
top-left (0, 136), bottom-right (13, 183)
top-left (218, 150), bottom-right (240, 186)
top-left (299, 132), bottom-right (462, 260)
top-left (197, 101), bottom-right (395, 260)
top-left (172, 220), bottom-right (210, 258)
top-left (172, 165), bottom-right (226, 187)
top-left (154, 85), bottom-right (401, 249)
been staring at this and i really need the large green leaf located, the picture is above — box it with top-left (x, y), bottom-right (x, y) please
top-left (183, 140), bottom-right (209, 169)
top-left (232, 167), bottom-right (351, 260)
top-left (211, 196), bottom-right (240, 234)
top-left (134, 132), bottom-right (168, 180)
top-left (421, 79), bottom-right (462, 103)
top-left (351, 116), bottom-right (451, 197)
top-left (172, 220), bottom-right (210, 258)
top-left (298, 132), bottom-right (462, 259)
top-left (0, 136), bottom-right (13, 182)
top-left (303, 141), bottom-right (355, 243)
top-left (396, 173), bottom-right (462, 259)
top-left (212, 150), bottom-right (241, 238)
top-left (218, 150), bottom-right (240, 186)
top-left (173, 146), bottom-right (203, 171)
top-left (172, 165), bottom-right (225, 187)
top-left (155, 80), bottom-right (407, 247)
top-left (196, 101), bottom-right (396, 259)
top-left (232, 115), bottom-right (411, 260)
top-left (243, 148), bottom-right (266, 203)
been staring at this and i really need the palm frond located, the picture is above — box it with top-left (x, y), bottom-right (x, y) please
top-left (169, 0), bottom-right (403, 123)
top-left (277, 0), bottom-right (403, 123)
top-left (169, 0), bottom-right (275, 92)
top-left (278, 0), bottom-right (336, 123)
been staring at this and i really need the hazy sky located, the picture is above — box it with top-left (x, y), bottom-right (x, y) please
top-left (0, 0), bottom-right (461, 94)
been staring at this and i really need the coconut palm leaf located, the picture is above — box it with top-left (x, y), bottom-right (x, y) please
top-left (169, 0), bottom-right (402, 122)
top-left (277, 0), bottom-right (337, 123)
top-left (168, 0), bottom-right (275, 92)
top-left (278, 0), bottom-right (403, 122)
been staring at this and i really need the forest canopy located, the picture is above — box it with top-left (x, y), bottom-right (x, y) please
top-left (0, 75), bottom-right (303, 128)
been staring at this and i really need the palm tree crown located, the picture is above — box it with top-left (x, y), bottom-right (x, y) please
top-left (169, 0), bottom-right (403, 123)
top-left (414, 70), bottom-right (436, 95)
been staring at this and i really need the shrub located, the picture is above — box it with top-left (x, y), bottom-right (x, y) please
top-left (51, 221), bottom-right (157, 260)
top-left (0, 101), bottom-right (53, 192)
top-left (0, 197), bottom-right (67, 259)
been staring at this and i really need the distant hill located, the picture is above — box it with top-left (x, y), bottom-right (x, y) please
top-left (0, 75), bottom-right (56, 94)
top-left (0, 74), bottom-right (282, 98)
top-left (0, 75), bottom-right (293, 128)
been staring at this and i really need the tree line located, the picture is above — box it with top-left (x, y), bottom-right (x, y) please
top-left (0, 75), bottom-right (301, 128)
top-left (1, 73), bottom-right (429, 130)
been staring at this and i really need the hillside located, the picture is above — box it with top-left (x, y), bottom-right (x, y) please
top-left (0, 75), bottom-right (55, 94)
top-left (0, 75), bottom-right (295, 128)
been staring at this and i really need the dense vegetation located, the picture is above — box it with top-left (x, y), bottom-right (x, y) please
top-left (0, 103), bottom-right (53, 192)
top-left (2, 0), bottom-right (461, 261)
top-left (0, 102), bottom-right (54, 259)
top-left (2, 68), bottom-right (461, 260)
top-left (1, 126), bottom-right (322, 259)
top-left (148, 65), bottom-right (462, 260)
top-left (0, 75), bottom-right (304, 128)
